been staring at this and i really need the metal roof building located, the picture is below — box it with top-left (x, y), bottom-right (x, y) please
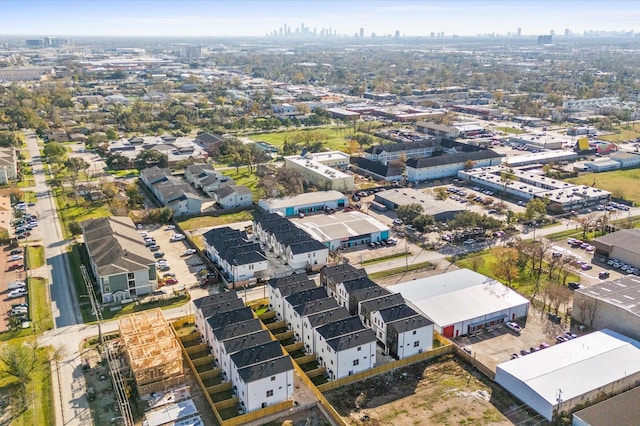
top-left (388, 269), bottom-right (529, 338)
top-left (496, 330), bottom-right (640, 421)
top-left (572, 386), bottom-right (640, 426)
top-left (591, 229), bottom-right (640, 269)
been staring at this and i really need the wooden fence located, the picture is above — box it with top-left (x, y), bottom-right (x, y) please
top-left (451, 344), bottom-right (496, 380)
top-left (316, 340), bottom-right (453, 393)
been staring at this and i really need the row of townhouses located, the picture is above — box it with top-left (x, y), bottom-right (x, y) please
top-left (193, 291), bottom-right (294, 413)
top-left (140, 166), bottom-right (202, 216)
top-left (203, 226), bottom-right (268, 284)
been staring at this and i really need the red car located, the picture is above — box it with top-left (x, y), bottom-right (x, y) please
top-left (8, 263), bottom-right (24, 271)
top-left (165, 277), bottom-right (179, 285)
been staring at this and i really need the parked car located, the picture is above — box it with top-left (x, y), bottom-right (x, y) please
top-left (568, 282), bottom-right (583, 290)
top-left (170, 234), bottom-right (185, 241)
top-left (7, 281), bottom-right (26, 290)
top-left (552, 251), bottom-right (562, 258)
top-left (182, 249), bottom-right (196, 256)
top-left (8, 288), bottom-right (27, 298)
top-left (165, 277), bottom-right (179, 285)
top-left (520, 349), bottom-right (530, 356)
top-left (581, 264), bottom-right (593, 270)
top-left (510, 353), bottom-right (520, 360)
top-left (392, 218), bottom-right (403, 225)
top-left (599, 271), bottom-right (610, 279)
top-left (8, 263), bottom-right (24, 271)
top-left (162, 272), bottom-right (176, 278)
top-left (164, 225), bottom-right (176, 231)
top-left (9, 249), bottom-right (22, 255)
top-left (539, 342), bottom-right (550, 349)
top-left (464, 239), bottom-right (475, 245)
top-left (9, 254), bottom-right (23, 261)
top-left (506, 322), bottom-right (522, 333)
top-left (153, 252), bottom-right (165, 259)
top-left (564, 331), bottom-right (578, 340)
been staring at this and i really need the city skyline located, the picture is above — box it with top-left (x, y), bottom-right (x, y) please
top-left (1, 1), bottom-right (640, 38)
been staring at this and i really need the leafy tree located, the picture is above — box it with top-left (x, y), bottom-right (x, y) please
top-left (126, 183), bottom-right (145, 209)
top-left (68, 221), bottom-right (83, 235)
top-left (0, 343), bottom-right (37, 409)
top-left (275, 167), bottom-right (304, 196)
top-left (65, 157), bottom-right (90, 184)
top-left (412, 214), bottom-right (436, 232)
top-left (0, 131), bottom-right (22, 147)
top-left (491, 248), bottom-right (520, 287)
top-left (433, 187), bottom-right (450, 200)
top-left (524, 198), bottom-right (548, 222)
top-left (396, 203), bottom-right (424, 224)
top-left (43, 142), bottom-right (67, 164)
top-left (134, 150), bottom-right (168, 169)
top-left (105, 153), bottom-right (131, 170)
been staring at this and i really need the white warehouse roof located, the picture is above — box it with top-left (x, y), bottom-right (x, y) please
top-left (496, 330), bottom-right (640, 419)
top-left (388, 269), bottom-right (529, 327)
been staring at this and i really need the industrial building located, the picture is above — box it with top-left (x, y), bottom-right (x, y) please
top-left (374, 188), bottom-right (465, 222)
top-left (496, 330), bottom-right (640, 421)
top-left (406, 149), bottom-right (504, 182)
top-left (591, 229), bottom-right (640, 270)
top-left (458, 165), bottom-right (610, 212)
top-left (572, 386), bottom-right (640, 426)
top-left (258, 190), bottom-right (348, 217)
top-left (388, 269), bottom-right (529, 338)
top-left (284, 151), bottom-right (354, 191)
top-left (572, 276), bottom-right (640, 342)
top-left (290, 211), bottom-right (390, 251)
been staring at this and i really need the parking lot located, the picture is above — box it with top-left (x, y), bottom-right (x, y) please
top-left (137, 224), bottom-right (207, 293)
top-left (456, 307), bottom-right (573, 372)
top-left (1, 244), bottom-right (29, 333)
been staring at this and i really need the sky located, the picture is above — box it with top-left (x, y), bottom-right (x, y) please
top-left (1, 1), bottom-right (640, 38)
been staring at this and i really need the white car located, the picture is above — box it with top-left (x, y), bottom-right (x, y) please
top-left (392, 218), bottom-right (403, 225)
top-left (182, 249), bottom-right (196, 256)
top-left (164, 225), bottom-right (176, 231)
top-left (171, 234), bottom-right (185, 241)
top-left (8, 288), bottom-right (27, 298)
top-left (506, 322), bottom-right (522, 333)
top-left (10, 254), bottom-right (23, 261)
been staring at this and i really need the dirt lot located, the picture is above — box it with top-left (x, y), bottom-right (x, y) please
top-left (325, 354), bottom-right (537, 426)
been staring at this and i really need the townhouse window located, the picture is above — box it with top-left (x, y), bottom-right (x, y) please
top-left (357, 346), bottom-right (361, 351)
top-left (414, 341), bottom-right (420, 347)
top-left (413, 330), bottom-right (417, 335)
top-left (104, 286), bottom-right (111, 293)
top-left (266, 390), bottom-right (273, 397)
top-left (353, 359), bottom-right (359, 366)
top-left (271, 376), bottom-right (276, 381)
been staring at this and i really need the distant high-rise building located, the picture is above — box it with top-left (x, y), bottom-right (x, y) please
top-left (394, 30), bottom-right (400, 38)
top-left (537, 35), bottom-right (552, 45)
top-left (359, 27), bottom-right (364, 38)
top-left (25, 39), bottom-right (42, 48)
top-left (564, 28), bottom-right (571, 36)
top-left (517, 27), bottom-right (522, 37)
top-left (550, 29), bottom-right (555, 36)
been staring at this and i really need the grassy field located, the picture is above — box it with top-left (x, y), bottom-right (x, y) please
top-left (221, 166), bottom-right (260, 197)
top-left (455, 248), bottom-right (581, 296)
top-left (177, 210), bottom-right (255, 231)
top-left (598, 126), bottom-right (640, 143)
top-left (29, 277), bottom-right (53, 332)
top-left (249, 127), bottom-right (379, 151)
top-left (22, 191), bottom-right (37, 204)
top-left (53, 188), bottom-right (112, 238)
top-left (368, 261), bottom-right (435, 280)
top-left (66, 244), bottom-right (91, 322)
top-left (26, 245), bottom-right (45, 269)
top-left (106, 169), bottom-right (139, 179)
top-left (566, 169), bottom-right (640, 204)
top-left (0, 346), bottom-right (54, 426)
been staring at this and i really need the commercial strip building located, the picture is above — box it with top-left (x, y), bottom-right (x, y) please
top-left (458, 165), bottom-right (610, 212)
top-left (258, 190), bottom-right (348, 217)
top-left (283, 151), bottom-right (354, 191)
top-left (502, 150), bottom-right (578, 167)
top-left (572, 276), bottom-right (640, 342)
top-left (388, 269), bottom-right (529, 338)
top-left (81, 216), bottom-right (157, 303)
top-left (496, 330), bottom-right (640, 421)
top-left (290, 211), bottom-right (390, 251)
top-left (374, 188), bottom-right (465, 222)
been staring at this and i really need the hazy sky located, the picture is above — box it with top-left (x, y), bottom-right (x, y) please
top-left (2, 1), bottom-right (640, 37)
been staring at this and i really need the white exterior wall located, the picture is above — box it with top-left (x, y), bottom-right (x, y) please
top-left (370, 311), bottom-right (388, 344)
top-left (301, 317), bottom-right (316, 353)
top-left (234, 369), bottom-right (294, 413)
top-left (287, 247), bottom-right (329, 271)
top-left (317, 339), bottom-right (376, 380)
top-left (334, 283), bottom-right (351, 309)
top-left (445, 303), bottom-right (529, 338)
top-left (288, 307), bottom-right (305, 341)
top-left (394, 325), bottom-right (434, 359)
top-left (407, 158), bottom-right (500, 183)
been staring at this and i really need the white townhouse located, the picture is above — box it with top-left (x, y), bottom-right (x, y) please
top-left (230, 341), bottom-right (294, 413)
top-left (314, 316), bottom-right (377, 380)
top-left (301, 307), bottom-right (350, 354)
top-left (370, 304), bottom-right (434, 359)
top-left (288, 297), bottom-right (339, 343)
top-left (205, 308), bottom-right (255, 361)
top-left (334, 277), bottom-right (378, 310)
top-left (218, 330), bottom-right (272, 380)
top-left (268, 279), bottom-right (316, 321)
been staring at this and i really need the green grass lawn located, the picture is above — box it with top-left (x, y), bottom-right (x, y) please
top-left (106, 169), bottom-right (139, 179)
top-left (361, 252), bottom-right (412, 266)
top-left (177, 210), bottom-right (255, 231)
top-left (221, 166), bottom-right (260, 197)
top-left (53, 188), bottom-right (112, 238)
top-left (26, 245), bottom-right (45, 269)
top-left (455, 248), bottom-right (581, 297)
top-left (368, 261), bottom-right (435, 280)
top-left (0, 347), bottom-right (54, 426)
top-left (249, 127), bottom-right (381, 151)
top-left (566, 169), bottom-right (640, 204)
top-left (598, 126), bottom-right (640, 143)
top-left (29, 277), bottom-right (53, 333)
top-left (66, 244), bottom-right (92, 322)
top-left (22, 191), bottom-right (37, 204)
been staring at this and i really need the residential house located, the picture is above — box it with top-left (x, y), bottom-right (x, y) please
top-left (302, 307), bottom-right (350, 354)
top-left (346, 285), bottom-right (390, 316)
top-left (193, 291), bottom-right (239, 337)
top-left (0, 147), bottom-right (18, 184)
top-left (268, 279), bottom-right (317, 321)
top-left (334, 276), bottom-right (378, 310)
top-left (283, 287), bottom-right (329, 332)
top-left (358, 293), bottom-right (405, 327)
top-left (370, 304), bottom-right (434, 359)
top-left (139, 166), bottom-right (202, 216)
top-left (320, 264), bottom-right (369, 299)
top-left (210, 319), bottom-right (263, 366)
top-left (229, 341), bottom-right (294, 413)
top-left (203, 227), bottom-right (267, 284)
top-left (195, 132), bottom-right (225, 153)
top-left (219, 330), bottom-right (272, 379)
top-left (81, 216), bottom-right (157, 303)
top-left (289, 297), bottom-right (339, 345)
top-left (314, 316), bottom-right (377, 380)
top-left (184, 163), bottom-right (235, 197)
top-left (214, 185), bottom-right (253, 209)
top-left (206, 308), bottom-right (256, 363)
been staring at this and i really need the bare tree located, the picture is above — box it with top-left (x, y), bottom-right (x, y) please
top-left (491, 248), bottom-right (520, 287)
top-left (575, 296), bottom-right (599, 328)
top-left (469, 256), bottom-right (484, 272)
top-left (577, 212), bottom-right (597, 239)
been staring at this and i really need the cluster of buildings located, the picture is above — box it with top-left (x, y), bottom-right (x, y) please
top-left (203, 226), bottom-right (268, 284)
top-left (0, 147), bottom-right (18, 185)
top-left (193, 291), bottom-right (294, 413)
top-left (141, 164), bottom-right (252, 216)
top-left (458, 164), bottom-right (611, 212)
top-left (108, 135), bottom-right (209, 167)
top-left (283, 151), bottom-right (354, 191)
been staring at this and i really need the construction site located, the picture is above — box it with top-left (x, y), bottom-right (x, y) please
top-left (119, 309), bottom-right (185, 396)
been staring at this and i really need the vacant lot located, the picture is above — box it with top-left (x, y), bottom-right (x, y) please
top-left (325, 354), bottom-right (529, 426)
top-left (250, 128), bottom-right (379, 151)
top-left (566, 169), bottom-right (640, 204)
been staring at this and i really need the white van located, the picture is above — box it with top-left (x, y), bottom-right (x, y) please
top-left (8, 281), bottom-right (26, 290)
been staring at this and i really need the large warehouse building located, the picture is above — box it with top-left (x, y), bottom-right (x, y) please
top-left (572, 276), bottom-right (640, 342)
top-left (258, 190), bottom-right (348, 217)
top-left (496, 330), bottom-right (640, 421)
top-left (374, 188), bottom-right (465, 222)
top-left (388, 269), bottom-right (529, 338)
top-left (591, 229), bottom-right (640, 270)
